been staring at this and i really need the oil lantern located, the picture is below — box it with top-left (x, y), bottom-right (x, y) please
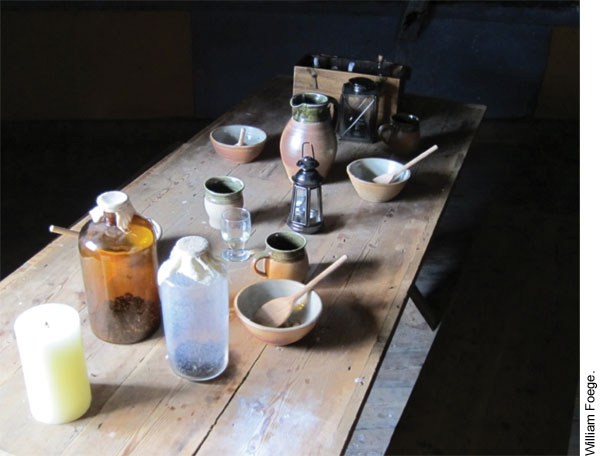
top-left (338, 77), bottom-right (379, 143)
top-left (287, 142), bottom-right (324, 234)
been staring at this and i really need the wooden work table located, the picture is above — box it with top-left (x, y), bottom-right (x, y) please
top-left (0, 77), bottom-right (485, 455)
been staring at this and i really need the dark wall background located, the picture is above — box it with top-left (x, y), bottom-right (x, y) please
top-left (190, 1), bottom-right (579, 119)
top-left (2, 1), bottom-right (579, 121)
top-left (1, 1), bottom-right (579, 278)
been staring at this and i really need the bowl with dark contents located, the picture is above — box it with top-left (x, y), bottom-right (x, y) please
top-left (234, 279), bottom-right (322, 345)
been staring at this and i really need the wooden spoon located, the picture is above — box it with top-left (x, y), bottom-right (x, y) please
top-left (252, 254), bottom-right (348, 327)
top-left (236, 127), bottom-right (246, 146)
top-left (373, 144), bottom-right (439, 184)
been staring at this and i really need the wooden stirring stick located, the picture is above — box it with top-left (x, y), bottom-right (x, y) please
top-left (49, 225), bottom-right (79, 237)
top-left (252, 255), bottom-right (348, 327)
top-left (373, 144), bottom-right (439, 184)
top-left (236, 127), bottom-right (246, 146)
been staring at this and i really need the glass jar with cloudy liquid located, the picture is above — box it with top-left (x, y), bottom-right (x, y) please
top-left (157, 236), bottom-right (228, 381)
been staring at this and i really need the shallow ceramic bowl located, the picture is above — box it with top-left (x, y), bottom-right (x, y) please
top-left (210, 125), bottom-right (267, 163)
top-left (346, 157), bottom-right (411, 203)
top-left (234, 279), bottom-right (322, 346)
top-left (148, 218), bottom-right (163, 240)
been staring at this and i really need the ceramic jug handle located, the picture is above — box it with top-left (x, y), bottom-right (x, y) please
top-left (327, 96), bottom-right (339, 130)
top-left (251, 251), bottom-right (271, 278)
top-left (377, 123), bottom-right (393, 144)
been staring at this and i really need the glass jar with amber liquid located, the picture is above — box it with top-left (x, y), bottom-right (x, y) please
top-left (78, 191), bottom-right (161, 344)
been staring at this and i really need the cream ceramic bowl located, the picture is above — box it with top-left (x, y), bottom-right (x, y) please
top-left (210, 125), bottom-right (267, 163)
top-left (346, 157), bottom-right (411, 203)
top-left (234, 279), bottom-right (322, 346)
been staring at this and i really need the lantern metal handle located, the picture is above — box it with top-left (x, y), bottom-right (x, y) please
top-left (301, 142), bottom-right (316, 159)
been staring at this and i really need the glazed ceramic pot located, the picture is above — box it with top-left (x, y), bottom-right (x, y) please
top-left (280, 93), bottom-right (338, 181)
top-left (203, 176), bottom-right (244, 229)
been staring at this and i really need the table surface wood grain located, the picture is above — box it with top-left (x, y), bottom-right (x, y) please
top-left (0, 76), bottom-right (485, 456)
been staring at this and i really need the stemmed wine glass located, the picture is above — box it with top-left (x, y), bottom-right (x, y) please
top-left (220, 207), bottom-right (251, 262)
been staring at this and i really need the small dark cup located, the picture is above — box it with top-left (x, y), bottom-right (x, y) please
top-left (378, 113), bottom-right (420, 155)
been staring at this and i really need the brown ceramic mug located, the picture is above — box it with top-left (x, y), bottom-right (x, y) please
top-left (377, 113), bottom-right (421, 155)
top-left (251, 231), bottom-right (309, 282)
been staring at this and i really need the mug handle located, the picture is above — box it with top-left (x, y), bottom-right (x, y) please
top-left (251, 251), bottom-right (271, 278)
top-left (377, 123), bottom-right (393, 144)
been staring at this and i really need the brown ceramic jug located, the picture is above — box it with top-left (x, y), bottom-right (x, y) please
top-left (280, 93), bottom-right (338, 181)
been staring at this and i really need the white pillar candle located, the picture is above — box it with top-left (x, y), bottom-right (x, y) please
top-left (14, 303), bottom-right (92, 424)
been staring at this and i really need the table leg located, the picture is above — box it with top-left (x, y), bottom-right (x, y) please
top-left (408, 284), bottom-right (439, 330)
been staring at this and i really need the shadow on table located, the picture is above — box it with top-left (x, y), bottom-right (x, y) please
top-left (302, 297), bottom-right (378, 350)
top-left (87, 359), bottom-right (240, 417)
top-left (252, 133), bottom-right (282, 164)
top-left (251, 201), bottom-right (289, 227)
top-left (147, 325), bottom-right (165, 341)
top-left (326, 146), bottom-right (375, 185)
top-left (157, 236), bottom-right (179, 264)
top-left (422, 125), bottom-right (478, 150)
top-left (306, 258), bottom-right (377, 284)
top-left (87, 383), bottom-right (174, 417)
top-left (399, 170), bottom-right (451, 202)
top-left (322, 212), bottom-right (347, 233)
top-left (294, 257), bottom-right (382, 349)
